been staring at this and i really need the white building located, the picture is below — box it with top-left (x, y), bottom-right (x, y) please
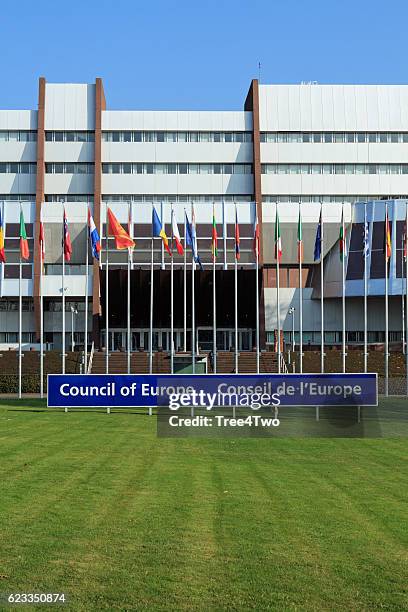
top-left (0, 78), bottom-right (407, 354)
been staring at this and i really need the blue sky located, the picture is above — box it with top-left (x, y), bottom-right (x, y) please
top-left (1, 0), bottom-right (407, 110)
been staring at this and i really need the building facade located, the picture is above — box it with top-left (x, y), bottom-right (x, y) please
top-left (0, 79), bottom-right (407, 352)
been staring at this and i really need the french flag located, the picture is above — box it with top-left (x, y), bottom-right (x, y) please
top-left (88, 207), bottom-right (101, 260)
top-left (171, 210), bottom-right (184, 255)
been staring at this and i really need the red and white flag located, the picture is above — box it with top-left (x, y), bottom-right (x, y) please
top-left (63, 208), bottom-right (72, 262)
top-left (171, 210), bottom-right (184, 255)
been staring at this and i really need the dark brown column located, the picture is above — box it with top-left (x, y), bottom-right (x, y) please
top-left (92, 78), bottom-right (106, 348)
top-left (33, 77), bottom-right (46, 341)
top-left (245, 79), bottom-right (266, 348)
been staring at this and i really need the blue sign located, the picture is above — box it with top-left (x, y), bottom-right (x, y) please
top-left (47, 373), bottom-right (378, 408)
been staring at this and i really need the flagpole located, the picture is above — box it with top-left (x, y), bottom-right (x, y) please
top-left (320, 203), bottom-right (325, 374)
top-left (212, 204), bottom-right (217, 374)
top-left (342, 204), bottom-right (346, 373)
top-left (62, 206), bottom-right (66, 375)
top-left (84, 212), bottom-right (89, 373)
top-left (18, 249), bottom-right (22, 399)
top-left (299, 203), bottom-right (303, 373)
top-left (275, 205), bottom-right (281, 374)
top-left (364, 202), bottom-right (368, 373)
top-left (183, 213), bottom-right (187, 352)
top-left (276, 256), bottom-right (281, 374)
top-left (170, 206), bottom-right (174, 374)
top-left (401, 231), bottom-right (405, 357)
top-left (105, 205), bottom-right (109, 374)
top-left (385, 201), bottom-right (389, 397)
top-left (40, 214), bottom-right (44, 396)
top-left (222, 199), bottom-right (227, 271)
top-left (127, 202), bottom-right (131, 374)
top-left (405, 200), bottom-right (408, 396)
top-left (192, 254), bottom-right (196, 374)
top-left (149, 209), bottom-right (154, 374)
top-left (235, 204), bottom-right (238, 374)
top-left (255, 203), bottom-right (260, 375)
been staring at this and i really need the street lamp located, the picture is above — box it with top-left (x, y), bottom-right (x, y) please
top-left (70, 305), bottom-right (78, 352)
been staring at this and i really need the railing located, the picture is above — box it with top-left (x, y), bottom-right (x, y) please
top-left (87, 342), bottom-right (95, 374)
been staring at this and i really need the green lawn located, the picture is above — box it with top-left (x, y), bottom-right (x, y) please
top-left (0, 400), bottom-right (407, 611)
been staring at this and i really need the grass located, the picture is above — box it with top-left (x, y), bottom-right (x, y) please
top-left (0, 399), bottom-right (407, 611)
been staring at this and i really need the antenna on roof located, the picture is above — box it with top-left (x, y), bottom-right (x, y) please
top-left (258, 61), bottom-right (262, 84)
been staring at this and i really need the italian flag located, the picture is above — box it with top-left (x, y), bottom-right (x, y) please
top-left (275, 208), bottom-right (282, 262)
top-left (297, 209), bottom-right (303, 263)
top-left (19, 209), bottom-right (29, 260)
top-left (211, 206), bottom-right (218, 261)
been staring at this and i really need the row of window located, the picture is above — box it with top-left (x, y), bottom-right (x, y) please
top-left (102, 163), bottom-right (252, 175)
top-left (260, 132), bottom-right (408, 144)
top-left (102, 194), bottom-right (252, 203)
top-left (45, 163), bottom-right (94, 174)
top-left (102, 131), bottom-right (252, 143)
top-left (45, 131), bottom-right (95, 142)
top-left (262, 163), bottom-right (408, 175)
top-left (263, 194), bottom-right (408, 204)
top-left (0, 131), bottom-right (37, 142)
top-left (0, 163), bottom-right (36, 174)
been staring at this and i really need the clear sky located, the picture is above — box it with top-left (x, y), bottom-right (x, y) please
top-left (1, 0), bottom-right (407, 111)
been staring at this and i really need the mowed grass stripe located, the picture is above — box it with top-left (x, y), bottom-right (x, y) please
top-left (0, 405), bottom-right (407, 611)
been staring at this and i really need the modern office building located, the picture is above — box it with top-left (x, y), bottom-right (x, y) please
top-left (0, 78), bottom-right (407, 355)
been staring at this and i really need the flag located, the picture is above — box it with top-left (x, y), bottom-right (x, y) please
top-left (384, 210), bottom-right (391, 262)
top-left (185, 208), bottom-right (203, 270)
top-left (314, 210), bottom-right (322, 262)
top-left (253, 210), bottom-right (260, 259)
top-left (363, 217), bottom-right (370, 258)
top-left (19, 209), bottom-right (29, 260)
top-left (211, 205), bottom-right (218, 261)
top-left (171, 210), bottom-right (184, 255)
top-left (88, 208), bottom-right (101, 260)
top-left (274, 208), bottom-right (282, 262)
top-left (152, 207), bottom-right (171, 256)
top-left (339, 208), bottom-right (347, 261)
top-left (235, 206), bottom-right (240, 261)
top-left (0, 209), bottom-right (5, 263)
top-left (63, 208), bottom-right (72, 262)
top-left (108, 207), bottom-right (135, 250)
top-left (297, 208), bottom-right (303, 263)
top-left (39, 220), bottom-right (45, 265)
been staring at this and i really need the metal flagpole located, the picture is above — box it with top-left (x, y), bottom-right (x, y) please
top-left (276, 242), bottom-right (281, 374)
top-left (235, 204), bottom-right (238, 374)
top-left (40, 212), bottom-right (44, 397)
top-left (213, 204), bottom-right (217, 374)
top-left (18, 249), bottom-right (22, 399)
top-left (183, 213), bottom-right (187, 352)
top-left (299, 203), bottom-right (303, 373)
top-left (405, 200), bottom-right (408, 396)
top-left (342, 204), bottom-right (346, 373)
top-left (149, 237), bottom-right (154, 374)
top-left (170, 206), bottom-right (174, 374)
top-left (222, 199), bottom-right (227, 271)
top-left (364, 202), bottom-right (368, 373)
top-left (385, 201), bottom-right (389, 397)
top-left (62, 208), bottom-right (66, 375)
top-left (255, 204), bottom-right (260, 374)
top-left (192, 255), bottom-right (196, 373)
top-left (320, 203), bottom-right (325, 373)
top-left (84, 211), bottom-right (89, 373)
top-left (105, 205), bottom-right (109, 374)
top-left (401, 232), bottom-right (405, 357)
top-left (127, 202), bottom-right (131, 374)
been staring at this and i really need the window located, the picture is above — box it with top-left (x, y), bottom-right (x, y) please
top-left (261, 163), bottom-right (408, 175)
top-left (101, 130), bottom-right (252, 143)
top-left (0, 163), bottom-right (36, 174)
top-left (45, 163), bottom-right (93, 174)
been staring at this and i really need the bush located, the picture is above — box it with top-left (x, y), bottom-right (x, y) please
top-left (0, 375), bottom-right (43, 394)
